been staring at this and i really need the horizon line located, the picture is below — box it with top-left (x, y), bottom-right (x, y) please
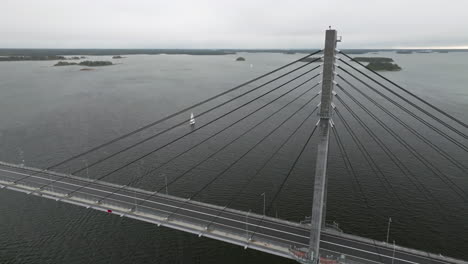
top-left (1, 47), bottom-right (468, 50)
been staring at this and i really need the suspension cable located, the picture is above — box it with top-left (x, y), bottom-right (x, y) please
top-left (338, 60), bottom-right (468, 141)
top-left (45, 50), bottom-right (323, 171)
top-left (336, 95), bottom-right (467, 201)
top-left (337, 67), bottom-right (468, 153)
top-left (203, 100), bottom-right (320, 231)
top-left (128, 78), bottom-right (321, 188)
top-left (337, 77), bottom-right (467, 173)
top-left (330, 99), bottom-right (407, 206)
top-left (266, 125), bottom-right (318, 213)
top-left (334, 102), bottom-right (438, 207)
top-left (137, 93), bottom-right (320, 215)
top-left (331, 126), bottom-right (372, 211)
top-left (193, 110), bottom-right (316, 201)
top-left (71, 61), bottom-right (323, 176)
top-left (165, 105), bottom-right (319, 231)
top-left (96, 77), bottom-right (322, 202)
top-left (248, 119), bottom-right (319, 242)
top-left (339, 50), bottom-right (468, 130)
top-left (329, 126), bottom-right (382, 237)
top-left (27, 62), bottom-right (322, 190)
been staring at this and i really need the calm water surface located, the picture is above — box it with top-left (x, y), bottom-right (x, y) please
top-left (0, 52), bottom-right (467, 263)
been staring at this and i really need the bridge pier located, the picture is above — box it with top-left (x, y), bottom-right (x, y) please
top-left (308, 29), bottom-right (338, 263)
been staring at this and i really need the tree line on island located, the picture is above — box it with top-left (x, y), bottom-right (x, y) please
top-left (353, 57), bottom-right (401, 71)
top-left (0, 52), bottom-right (403, 71)
top-left (0, 55), bottom-right (87, 61)
top-left (54, 61), bottom-right (113, 67)
top-left (298, 56), bottom-right (401, 71)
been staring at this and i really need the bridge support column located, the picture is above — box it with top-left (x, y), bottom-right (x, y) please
top-left (308, 29), bottom-right (338, 263)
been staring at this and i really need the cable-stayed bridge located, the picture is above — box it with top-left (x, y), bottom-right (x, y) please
top-left (1, 29), bottom-right (467, 264)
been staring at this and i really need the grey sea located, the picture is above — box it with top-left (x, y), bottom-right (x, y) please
top-left (0, 52), bottom-right (467, 263)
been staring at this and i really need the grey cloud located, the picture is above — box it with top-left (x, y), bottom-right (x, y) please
top-left (1, 0), bottom-right (467, 48)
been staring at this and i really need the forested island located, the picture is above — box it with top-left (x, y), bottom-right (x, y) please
top-left (0, 49), bottom-right (235, 57)
top-left (366, 62), bottom-right (401, 71)
top-left (299, 56), bottom-right (400, 71)
top-left (353, 57), bottom-right (394, 63)
top-left (0, 55), bottom-right (88, 61)
top-left (1, 49), bottom-right (467, 59)
top-left (0, 55), bottom-right (66, 61)
top-left (236, 57), bottom-right (246, 61)
top-left (352, 57), bottom-right (402, 71)
top-left (54, 61), bottom-right (113, 67)
top-left (397, 50), bottom-right (413, 54)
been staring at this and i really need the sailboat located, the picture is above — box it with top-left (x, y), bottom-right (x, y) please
top-left (189, 112), bottom-right (195, 126)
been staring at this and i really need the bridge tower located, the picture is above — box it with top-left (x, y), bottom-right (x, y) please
top-left (309, 28), bottom-right (338, 263)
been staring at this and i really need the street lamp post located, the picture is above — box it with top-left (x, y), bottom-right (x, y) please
top-left (261, 192), bottom-right (266, 215)
top-left (392, 240), bottom-right (396, 264)
top-left (164, 174), bottom-right (168, 195)
top-left (386, 217), bottom-right (392, 243)
top-left (84, 159), bottom-right (89, 180)
top-left (246, 209), bottom-right (251, 238)
top-left (134, 164), bottom-right (142, 210)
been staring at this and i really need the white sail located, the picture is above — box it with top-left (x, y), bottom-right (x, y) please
top-left (190, 112), bottom-right (195, 125)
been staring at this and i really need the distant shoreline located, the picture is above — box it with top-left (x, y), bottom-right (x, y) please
top-left (1, 48), bottom-right (467, 57)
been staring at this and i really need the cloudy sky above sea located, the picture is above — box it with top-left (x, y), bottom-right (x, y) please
top-left (2, 0), bottom-right (468, 49)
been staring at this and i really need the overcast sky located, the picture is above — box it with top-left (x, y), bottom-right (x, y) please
top-left (2, 0), bottom-right (468, 49)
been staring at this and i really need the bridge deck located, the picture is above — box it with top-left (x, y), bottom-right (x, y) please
top-left (0, 162), bottom-right (465, 264)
